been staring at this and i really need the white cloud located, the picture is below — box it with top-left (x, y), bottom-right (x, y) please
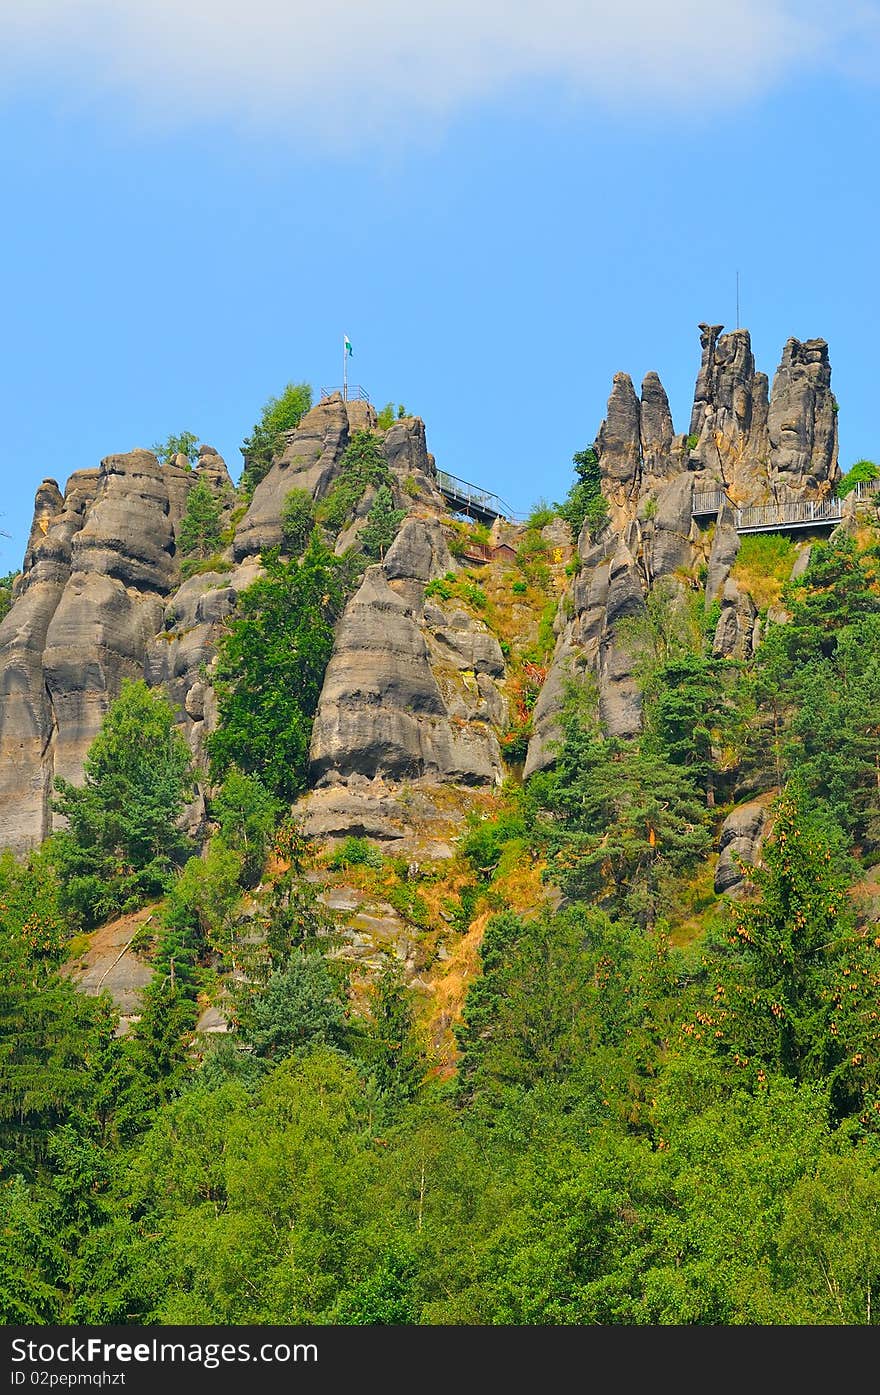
top-left (0, 0), bottom-right (875, 141)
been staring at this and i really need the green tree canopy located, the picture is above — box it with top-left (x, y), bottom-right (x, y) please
top-left (279, 488), bottom-right (317, 558)
top-left (176, 479), bottom-right (223, 561)
top-left (240, 382), bottom-right (313, 499)
top-left (206, 536), bottom-right (347, 802)
top-left (50, 680), bottom-right (195, 925)
top-left (152, 431), bottom-right (199, 465)
top-left (555, 446), bottom-right (609, 542)
top-left (359, 485), bottom-right (406, 560)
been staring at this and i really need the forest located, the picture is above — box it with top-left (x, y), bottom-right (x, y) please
top-left (3, 405), bottom-right (880, 1328)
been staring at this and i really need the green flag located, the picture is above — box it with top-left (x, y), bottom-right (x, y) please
top-left (344, 335), bottom-right (353, 357)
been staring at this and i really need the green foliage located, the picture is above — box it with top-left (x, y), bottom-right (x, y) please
top-left (455, 906), bottom-right (641, 1109)
top-left (424, 572), bottom-right (455, 601)
top-left (359, 485), bottom-right (406, 560)
top-left (645, 652), bottom-right (743, 804)
top-left (176, 479), bottom-right (223, 559)
top-left (0, 857), bottom-right (113, 1170)
top-left (732, 532), bottom-right (796, 611)
top-left (386, 883), bottom-right (431, 928)
top-left (525, 500), bottom-right (556, 530)
top-left (259, 871), bottom-right (338, 974)
top-left (210, 770), bottom-right (281, 887)
top-left (556, 446), bottom-right (609, 541)
top-left (179, 553), bottom-right (233, 581)
top-left (328, 836), bottom-right (384, 871)
top-left (377, 402), bottom-right (396, 430)
top-left (363, 960), bottom-right (424, 1102)
top-left (511, 578), bottom-right (527, 595)
top-left (423, 570), bottom-right (485, 610)
top-left (239, 951), bottom-right (349, 1061)
top-left (162, 841), bottom-right (243, 968)
top-left (152, 431), bottom-right (199, 465)
top-left (279, 488), bottom-right (316, 557)
top-left (240, 382), bottom-right (312, 499)
top-left (837, 459), bottom-right (880, 497)
top-left (715, 784), bottom-right (878, 1116)
top-left (50, 680), bottom-right (194, 926)
top-left (530, 686), bottom-right (712, 923)
top-left (207, 537), bottom-right (347, 803)
top-left (319, 431), bottom-right (393, 534)
top-left (459, 811), bottom-right (528, 875)
top-left (686, 433), bottom-right (700, 451)
top-left (0, 569), bottom-right (18, 624)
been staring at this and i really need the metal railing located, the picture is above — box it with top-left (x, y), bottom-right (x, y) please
top-left (735, 498), bottom-right (842, 532)
top-left (319, 385), bottom-right (371, 403)
top-left (435, 469), bottom-right (519, 521)
top-left (690, 477), bottom-right (880, 534)
top-left (692, 490), bottom-right (727, 516)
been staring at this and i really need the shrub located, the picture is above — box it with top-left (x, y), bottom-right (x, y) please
top-left (179, 554), bottom-right (233, 581)
top-left (240, 382), bottom-right (312, 499)
top-left (210, 770), bottom-right (281, 888)
top-left (206, 537), bottom-right (347, 803)
top-left (387, 883), bottom-right (431, 928)
top-left (460, 811), bottom-right (528, 874)
top-left (837, 460), bottom-right (880, 498)
top-left (526, 500), bottom-right (556, 530)
top-left (732, 532), bottom-right (796, 612)
top-left (511, 579), bottom-right (527, 595)
top-left (500, 728), bottom-right (531, 764)
top-left (50, 680), bottom-right (195, 925)
top-left (328, 837), bottom-right (384, 871)
top-left (556, 446), bottom-right (609, 541)
top-left (359, 486), bottom-right (406, 560)
top-left (0, 571), bottom-right (19, 624)
top-left (177, 480), bottom-right (223, 560)
top-left (153, 432), bottom-right (199, 465)
top-left (280, 488), bottom-right (316, 557)
top-left (319, 432), bottom-right (393, 534)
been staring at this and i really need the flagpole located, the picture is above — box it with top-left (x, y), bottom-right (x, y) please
top-left (343, 334), bottom-right (348, 403)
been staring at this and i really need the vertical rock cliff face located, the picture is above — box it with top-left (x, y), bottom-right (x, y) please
top-left (0, 327), bottom-right (845, 857)
top-left (0, 449), bottom-right (228, 853)
top-left (526, 324), bottom-right (841, 775)
top-left (0, 391), bottom-right (465, 855)
top-left (688, 325), bottom-right (838, 503)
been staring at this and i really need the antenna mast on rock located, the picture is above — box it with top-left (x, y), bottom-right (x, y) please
top-left (736, 270), bottom-right (740, 330)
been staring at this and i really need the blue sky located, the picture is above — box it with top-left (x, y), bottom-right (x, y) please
top-left (1, 1), bottom-right (879, 566)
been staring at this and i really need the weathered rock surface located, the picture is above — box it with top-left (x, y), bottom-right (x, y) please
top-left (712, 577), bottom-right (759, 660)
top-left (0, 451), bottom-right (198, 853)
top-left (767, 338), bottom-right (838, 498)
top-left (308, 518), bottom-right (504, 792)
top-left (525, 525), bottom-right (647, 776)
top-left (528, 322), bottom-right (839, 774)
top-left (233, 395), bottom-right (353, 561)
top-left (0, 324), bottom-right (843, 861)
top-left (715, 799), bottom-right (768, 895)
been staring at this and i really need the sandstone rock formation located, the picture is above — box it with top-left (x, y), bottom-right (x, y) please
top-left (715, 799), bottom-right (769, 896)
top-left (0, 325), bottom-right (843, 863)
top-left (526, 323), bottom-right (841, 776)
top-left (304, 515), bottom-right (505, 842)
top-left (0, 451), bottom-right (195, 853)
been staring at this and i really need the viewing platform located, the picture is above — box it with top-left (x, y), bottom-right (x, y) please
top-left (435, 470), bottom-right (521, 525)
top-left (691, 479), bottom-right (879, 535)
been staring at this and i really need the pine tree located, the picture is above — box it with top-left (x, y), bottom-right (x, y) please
top-left (177, 479), bottom-right (222, 560)
top-left (50, 680), bottom-right (194, 924)
top-left (359, 485), bottom-right (405, 559)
